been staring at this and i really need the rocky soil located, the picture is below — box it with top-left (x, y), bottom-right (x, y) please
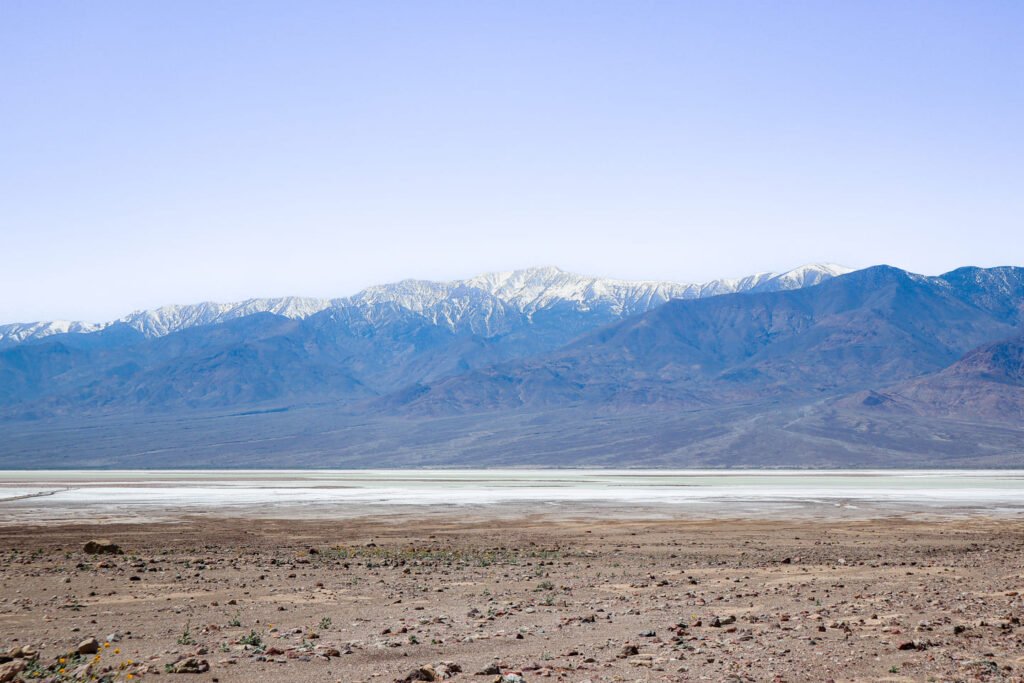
top-left (1, 516), bottom-right (1022, 682)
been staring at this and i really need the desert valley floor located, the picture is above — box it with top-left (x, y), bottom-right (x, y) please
top-left (1, 511), bottom-right (1023, 683)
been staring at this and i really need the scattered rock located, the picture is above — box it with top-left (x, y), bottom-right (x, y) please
top-left (0, 660), bottom-right (27, 683)
top-left (77, 637), bottom-right (100, 655)
top-left (83, 539), bottom-right (122, 555)
top-left (397, 662), bottom-right (461, 681)
top-left (169, 656), bottom-right (210, 674)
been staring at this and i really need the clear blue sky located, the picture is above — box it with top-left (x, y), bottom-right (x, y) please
top-left (2, 1), bottom-right (1022, 322)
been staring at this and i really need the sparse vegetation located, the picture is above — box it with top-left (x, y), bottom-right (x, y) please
top-left (176, 621), bottom-right (195, 645)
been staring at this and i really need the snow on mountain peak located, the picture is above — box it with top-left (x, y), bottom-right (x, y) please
top-left (0, 263), bottom-right (852, 345)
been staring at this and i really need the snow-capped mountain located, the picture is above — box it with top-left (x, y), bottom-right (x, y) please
top-left (119, 297), bottom-right (331, 338)
top-left (0, 263), bottom-right (852, 346)
top-left (3, 264), bottom-right (1023, 470)
top-left (0, 320), bottom-right (106, 346)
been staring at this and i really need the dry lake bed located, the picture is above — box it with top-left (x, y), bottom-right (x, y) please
top-left (1, 470), bottom-right (1023, 682)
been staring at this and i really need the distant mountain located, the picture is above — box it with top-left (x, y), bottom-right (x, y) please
top-left (385, 265), bottom-right (1024, 415)
top-left (2, 263), bottom-right (1022, 469)
top-left (0, 320), bottom-right (106, 346)
top-left (0, 264), bottom-right (852, 347)
top-left (0, 263), bottom-right (851, 417)
top-left (845, 333), bottom-right (1024, 423)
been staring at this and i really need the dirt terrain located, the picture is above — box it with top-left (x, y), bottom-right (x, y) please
top-left (1, 515), bottom-right (1023, 682)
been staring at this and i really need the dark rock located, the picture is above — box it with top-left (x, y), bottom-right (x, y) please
top-left (619, 644), bottom-right (639, 658)
top-left (83, 540), bottom-right (122, 555)
top-left (0, 660), bottom-right (27, 683)
top-left (77, 637), bottom-right (99, 655)
top-left (170, 656), bottom-right (210, 673)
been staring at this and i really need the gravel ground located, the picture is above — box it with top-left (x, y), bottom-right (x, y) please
top-left (1, 514), bottom-right (1023, 682)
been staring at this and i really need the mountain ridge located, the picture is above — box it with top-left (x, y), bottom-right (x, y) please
top-left (380, 265), bottom-right (1024, 415)
top-left (0, 263), bottom-right (852, 347)
top-left (1, 263), bottom-right (1022, 468)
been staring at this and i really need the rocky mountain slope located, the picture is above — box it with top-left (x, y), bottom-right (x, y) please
top-left (1, 263), bottom-right (1021, 468)
top-left (0, 264), bottom-right (851, 347)
top-left (843, 333), bottom-right (1024, 422)
top-left (388, 266), bottom-right (1024, 415)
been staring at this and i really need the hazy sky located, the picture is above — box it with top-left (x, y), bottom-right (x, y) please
top-left (2, 1), bottom-right (1022, 322)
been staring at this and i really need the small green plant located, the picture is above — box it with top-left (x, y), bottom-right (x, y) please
top-left (408, 634), bottom-right (419, 645)
top-left (228, 615), bottom-right (242, 627)
top-left (177, 621), bottom-right (195, 645)
top-left (240, 630), bottom-right (263, 649)
top-left (536, 580), bottom-right (554, 591)
top-left (318, 616), bottom-right (332, 630)
top-left (889, 666), bottom-right (900, 674)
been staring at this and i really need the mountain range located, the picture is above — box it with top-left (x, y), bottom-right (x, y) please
top-left (0, 262), bottom-right (1021, 469)
top-left (0, 263), bottom-right (850, 347)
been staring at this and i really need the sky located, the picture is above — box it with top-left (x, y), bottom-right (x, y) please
top-left (2, 1), bottom-right (1023, 322)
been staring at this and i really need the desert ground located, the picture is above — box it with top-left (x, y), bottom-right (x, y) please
top-left (1, 514), bottom-right (1023, 683)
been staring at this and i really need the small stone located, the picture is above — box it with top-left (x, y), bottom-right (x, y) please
top-left (77, 637), bottom-right (100, 655)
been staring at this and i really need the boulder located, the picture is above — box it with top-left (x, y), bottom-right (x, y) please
top-left (397, 662), bottom-right (462, 682)
top-left (618, 644), bottom-right (639, 658)
top-left (77, 637), bottom-right (99, 655)
top-left (169, 656), bottom-right (210, 673)
top-left (398, 665), bottom-right (439, 682)
top-left (0, 660), bottom-right (27, 683)
top-left (83, 540), bottom-right (122, 555)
